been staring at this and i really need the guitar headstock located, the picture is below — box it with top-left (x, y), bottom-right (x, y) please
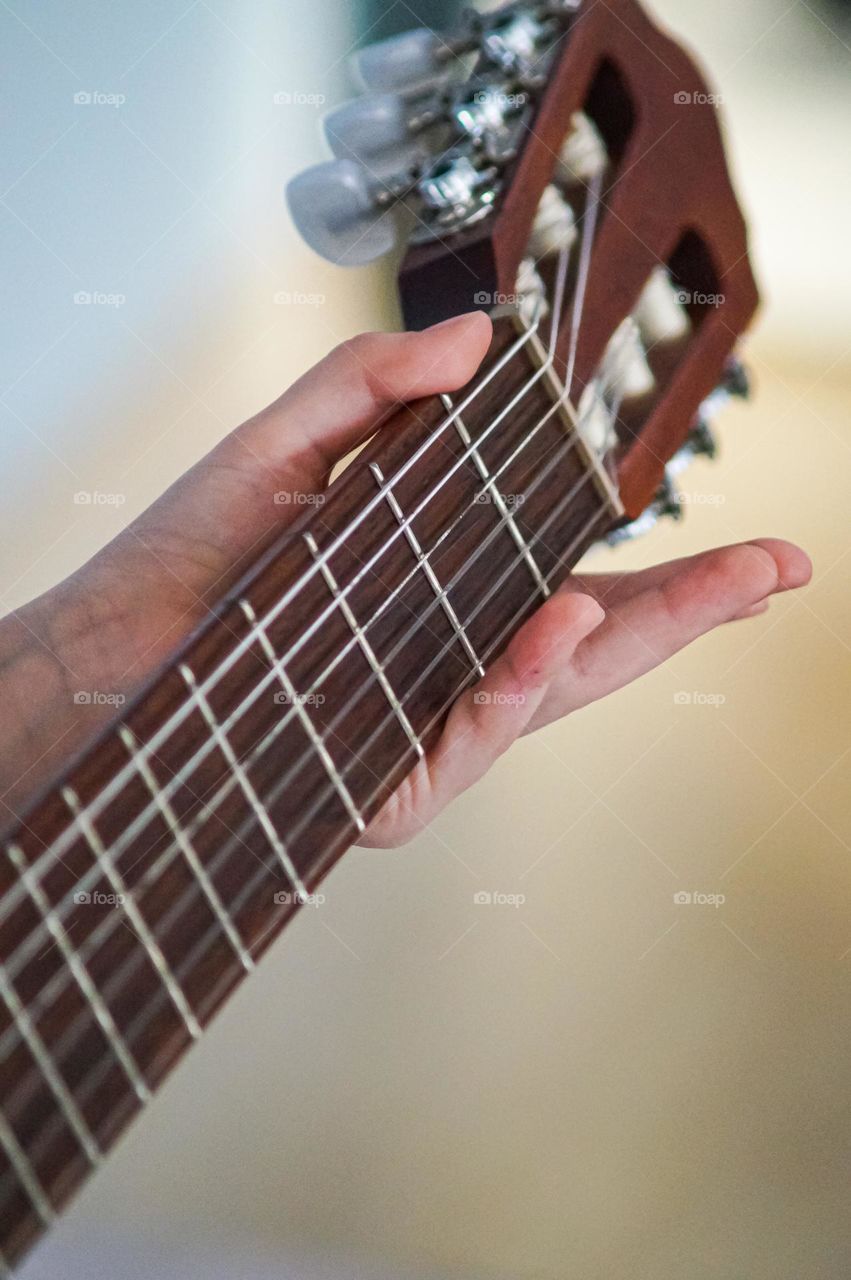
top-left (287, 0), bottom-right (758, 527)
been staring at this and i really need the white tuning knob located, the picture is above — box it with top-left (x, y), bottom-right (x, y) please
top-left (600, 317), bottom-right (655, 403)
top-left (577, 381), bottom-right (617, 455)
top-left (285, 160), bottom-right (401, 266)
top-left (557, 112), bottom-right (608, 186)
top-left (527, 185), bottom-right (577, 260)
top-left (635, 267), bottom-right (691, 345)
top-left (323, 94), bottom-right (427, 176)
top-left (352, 28), bottom-right (451, 96)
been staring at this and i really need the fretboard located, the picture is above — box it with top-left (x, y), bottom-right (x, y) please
top-left (0, 315), bottom-right (615, 1268)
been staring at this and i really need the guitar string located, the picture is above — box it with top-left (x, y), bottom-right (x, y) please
top-left (0, 412), bottom-right (598, 1063)
top-left (0, 183), bottom-right (606, 1172)
top-left (0, 224), bottom-right (601, 1113)
top-left (0, 463), bottom-right (608, 1193)
top-left (0, 202), bottom-right (585, 993)
top-left (1, 168), bottom-right (600, 911)
top-left (2, 314), bottom-right (545, 887)
top-left (0, 175), bottom-right (594, 938)
top-left (0, 378), bottom-right (597, 1101)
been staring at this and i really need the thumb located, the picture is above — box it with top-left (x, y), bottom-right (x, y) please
top-left (121, 312), bottom-right (493, 584)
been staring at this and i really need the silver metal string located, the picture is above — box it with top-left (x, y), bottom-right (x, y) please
top-left (0, 180), bottom-right (607, 1156)
top-left (2, 174), bottom-right (601, 941)
top-left (0, 468), bottom-right (608, 1180)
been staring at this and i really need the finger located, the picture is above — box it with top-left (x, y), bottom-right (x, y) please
top-left (572, 538), bottom-right (812, 611)
top-left (360, 593), bottom-right (604, 847)
top-left (219, 310), bottom-right (493, 483)
top-left (528, 539), bottom-right (811, 729)
top-left (114, 312), bottom-right (493, 592)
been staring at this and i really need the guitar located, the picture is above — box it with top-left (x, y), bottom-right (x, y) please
top-left (0, 0), bottom-right (758, 1268)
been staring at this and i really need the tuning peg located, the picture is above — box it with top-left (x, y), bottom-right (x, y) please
top-left (527, 185), bottom-right (576, 259)
top-left (605, 469), bottom-right (683, 546)
top-left (668, 418), bottom-right (718, 478)
top-left (688, 418), bottom-right (718, 459)
top-left (352, 28), bottom-right (456, 96)
top-left (721, 357), bottom-right (751, 399)
top-left (556, 112), bottom-right (608, 186)
top-left (600, 317), bottom-right (655, 404)
top-left (285, 160), bottom-right (401, 266)
top-left (635, 266), bottom-right (691, 346)
top-left (654, 473), bottom-right (684, 521)
top-left (576, 381), bottom-right (617, 455)
top-left (323, 94), bottom-right (429, 175)
top-left (701, 356), bottom-right (752, 419)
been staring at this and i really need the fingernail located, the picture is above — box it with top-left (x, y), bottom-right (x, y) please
top-left (427, 311), bottom-right (488, 334)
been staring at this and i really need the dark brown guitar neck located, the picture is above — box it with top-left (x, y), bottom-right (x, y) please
top-left (0, 316), bottom-right (612, 1268)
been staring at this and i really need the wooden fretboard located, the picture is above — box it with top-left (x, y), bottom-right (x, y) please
top-left (0, 315), bottom-right (614, 1267)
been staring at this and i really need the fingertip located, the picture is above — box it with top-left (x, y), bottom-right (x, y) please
top-left (514, 592), bottom-right (604, 682)
top-left (419, 310), bottom-right (493, 389)
top-left (550, 590), bottom-right (606, 638)
top-left (428, 309), bottom-right (493, 342)
top-left (746, 538), bottom-right (813, 592)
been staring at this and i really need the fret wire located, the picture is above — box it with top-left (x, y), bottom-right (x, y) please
top-left (442, 392), bottom-right (551, 602)
top-left (178, 665), bottom-right (309, 901)
top-left (0, 953), bottom-right (100, 1168)
top-left (239, 600), bottom-right (366, 836)
top-left (284, 466), bottom-right (602, 852)
top-left (117, 728), bottom-right (255, 974)
top-left (6, 844), bottom-right (150, 1106)
top-left (0, 294), bottom-right (574, 949)
top-left (0, 1108), bottom-right (54, 1229)
top-left (0, 230), bottom-right (611, 1218)
top-left (303, 531), bottom-right (425, 760)
top-left (0, 369), bottom-right (594, 1023)
top-left (370, 462), bottom-right (486, 679)
top-left (1, 494), bottom-right (609, 1161)
top-left (61, 786), bottom-right (201, 1042)
top-left (12, 312), bottom-right (548, 888)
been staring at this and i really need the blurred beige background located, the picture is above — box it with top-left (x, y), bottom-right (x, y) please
top-left (3, 0), bottom-right (849, 1276)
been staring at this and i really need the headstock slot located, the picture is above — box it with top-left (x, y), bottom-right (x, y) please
top-left (615, 232), bottom-right (720, 451)
top-left (582, 57), bottom-right (636, 170)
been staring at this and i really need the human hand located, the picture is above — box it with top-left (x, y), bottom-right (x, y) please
top-left (0, 313), bottom-right (811, 839)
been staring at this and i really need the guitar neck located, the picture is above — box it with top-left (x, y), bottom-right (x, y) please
top-left (0, 315), bottom-right (613, 1267)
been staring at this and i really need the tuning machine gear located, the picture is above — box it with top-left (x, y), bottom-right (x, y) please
top-left (604, 355), bottom-right (750, 546)
top-left (289, 2), bottom-right (584, 265)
